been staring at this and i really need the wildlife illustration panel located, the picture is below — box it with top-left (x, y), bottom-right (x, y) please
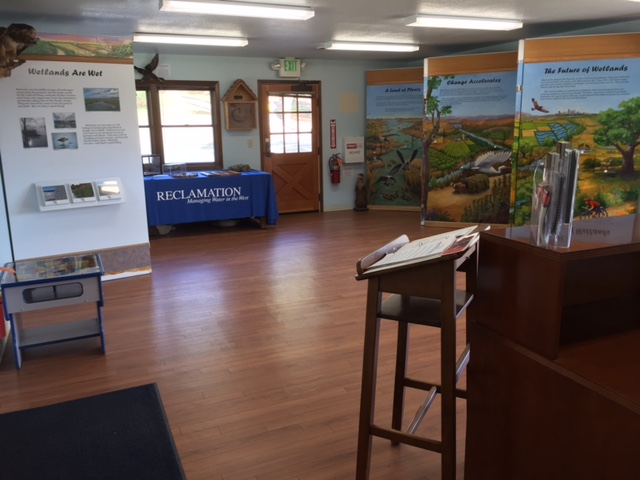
top-left (512, 57), bottom-right (640, 226)
top-left (423, 71), bottom-right (517, 224)
top-left (365, 83), bottom-right (424, 208)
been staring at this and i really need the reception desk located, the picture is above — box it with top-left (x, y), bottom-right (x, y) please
top-left (144, 171), bottom-right (279, 227)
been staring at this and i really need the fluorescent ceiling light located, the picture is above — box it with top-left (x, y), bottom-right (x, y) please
top-left (319, 42), bottom-right (419, 53)
top-left (133, 33), bottom-right (248, 47)
top-left (406, 14), bottom-right (522, 31)
top-left (160, 0), bottom-right (315, 20)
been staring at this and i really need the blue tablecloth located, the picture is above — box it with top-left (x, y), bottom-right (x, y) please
top-left (144, 171), bottom-right (279, 226)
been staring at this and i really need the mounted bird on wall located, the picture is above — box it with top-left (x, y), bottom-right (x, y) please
top-left (0, 23), bottom-right (39, 79)
top-left (135, 53), bottom-right (164, 82)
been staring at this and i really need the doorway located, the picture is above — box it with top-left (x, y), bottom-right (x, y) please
top-left (258, 81), bottom-right (321, 213)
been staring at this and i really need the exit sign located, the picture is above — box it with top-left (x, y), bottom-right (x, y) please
top-left (279, 57), bottom-right (301, 77)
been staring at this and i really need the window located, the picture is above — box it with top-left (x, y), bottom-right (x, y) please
top-left (136, 80), bottom-right (223, 171)
top-left (267, 93), bottom-right (313, 154)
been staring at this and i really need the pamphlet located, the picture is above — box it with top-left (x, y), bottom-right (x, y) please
top-left (366, 225), bottom-right (478, 272)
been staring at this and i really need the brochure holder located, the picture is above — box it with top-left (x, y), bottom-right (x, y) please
top-left (35, 178), bottom-right (124, 211)
top-left (530, 141), bottom-right (580, 249)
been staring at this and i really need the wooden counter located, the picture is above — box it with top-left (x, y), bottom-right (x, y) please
top-left (464, 227), bottom-right (640, 479)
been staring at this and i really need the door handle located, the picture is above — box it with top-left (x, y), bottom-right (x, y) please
top-left (265, 139), bottom-right (271, 157)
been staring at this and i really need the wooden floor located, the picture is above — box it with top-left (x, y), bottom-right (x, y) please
top-left (0, 210), bottom-right (469, 480)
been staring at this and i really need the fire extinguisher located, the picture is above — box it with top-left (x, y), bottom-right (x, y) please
top-left (328, 153), bottom-right (343, 184)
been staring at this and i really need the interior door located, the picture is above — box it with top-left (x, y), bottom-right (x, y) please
top-left (258, 81), bottom-right (321, 213)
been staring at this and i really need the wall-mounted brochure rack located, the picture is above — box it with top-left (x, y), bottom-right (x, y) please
top-left (35, 177), bottom-right (124, 211)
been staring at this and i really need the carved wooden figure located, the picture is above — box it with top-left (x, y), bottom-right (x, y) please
top-left (354, 173), bottom-right (369, 211)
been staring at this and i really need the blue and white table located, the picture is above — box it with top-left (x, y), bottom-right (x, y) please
top-left (144, 170), bottom-right (279, 227)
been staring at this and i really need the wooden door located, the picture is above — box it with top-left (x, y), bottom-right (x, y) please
top-left (258, 81), bottom-right (321, 213)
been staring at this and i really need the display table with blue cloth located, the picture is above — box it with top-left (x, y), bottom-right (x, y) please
top-left (144, 171), bottom-right (279, 227)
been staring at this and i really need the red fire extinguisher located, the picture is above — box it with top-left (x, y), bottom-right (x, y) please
top-left (328, 153), bottom-right (343, 184)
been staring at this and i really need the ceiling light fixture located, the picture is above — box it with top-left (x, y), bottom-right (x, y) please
top-left (319, 42), bottom-right (419, 53)
top-left (160, 0), bottom-right (315, 20)
top-left (406, 14), bottom-right (522, 31)
top-left (133, 33), bottom-right (248, 47)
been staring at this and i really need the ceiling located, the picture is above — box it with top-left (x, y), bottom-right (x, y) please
top-left (2, 0), bottom-right (640, 62)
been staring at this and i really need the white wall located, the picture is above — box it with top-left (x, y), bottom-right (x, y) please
top-left (134, 53), bottom-right (400, 211)
top-left (0, 163), bottom-right (12, 266)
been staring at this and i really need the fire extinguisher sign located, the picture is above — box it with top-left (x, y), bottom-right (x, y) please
top-left (330, 119), bottom-right (336, 149)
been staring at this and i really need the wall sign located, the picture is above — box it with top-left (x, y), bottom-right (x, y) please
top-left (278, 57), bottom-right (301, 77)
top-left (344, 136), bottom-right (364, 163)
top-left (330, 119), bottom-right (336, 149)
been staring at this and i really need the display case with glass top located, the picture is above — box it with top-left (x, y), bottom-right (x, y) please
top-left (0, 253), bottom-right (105, 369)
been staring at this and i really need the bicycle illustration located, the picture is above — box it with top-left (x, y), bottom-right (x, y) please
top-left (579, 198), bottom-right (608, 220)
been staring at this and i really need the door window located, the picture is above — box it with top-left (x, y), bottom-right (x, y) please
top-left (268, 94), bottom-right (313, 154)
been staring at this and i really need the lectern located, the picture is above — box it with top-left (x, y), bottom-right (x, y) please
top-left (354, 235), bottom-right (478, 480)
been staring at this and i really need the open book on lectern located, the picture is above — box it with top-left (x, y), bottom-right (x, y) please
top-left (361, 225), bottom-right (483, 274)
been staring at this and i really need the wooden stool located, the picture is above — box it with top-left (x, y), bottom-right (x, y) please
top-left (355, 238), bottom-right (477, 480)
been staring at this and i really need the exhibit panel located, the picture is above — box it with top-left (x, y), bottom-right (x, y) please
top-left (0, 33), bottom-right (150, 275)
top-left (512, 33), bottom-right (640, 226)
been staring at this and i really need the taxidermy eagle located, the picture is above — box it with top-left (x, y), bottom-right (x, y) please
top-left (0, 23), bottom-right (39, 79)
top-left (135, 53), bottom-right (164, 82)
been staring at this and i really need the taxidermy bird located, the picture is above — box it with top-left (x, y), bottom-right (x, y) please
top-left (135, 53), bottom-right (164, 82)
top-left (0, 23), bottom-right (39, 79)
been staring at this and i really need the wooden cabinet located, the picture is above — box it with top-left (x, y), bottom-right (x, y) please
top-left (465, 229), bottom-right (640, 480)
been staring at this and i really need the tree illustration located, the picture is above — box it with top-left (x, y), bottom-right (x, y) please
top-left (594, 97), bottom-right (640, 176)
top-left (421, 75), bottom-right (453, 220)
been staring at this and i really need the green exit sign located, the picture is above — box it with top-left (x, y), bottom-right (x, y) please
top-left (279, 57), bottom-right (301, 77)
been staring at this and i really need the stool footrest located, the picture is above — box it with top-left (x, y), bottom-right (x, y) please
top-left (456, 344), bottom-right (471, 382)
top-left (407, 386), bottom-right (438, 434)
top-left (403, 378), bottom-right (468, 400)
top-left (370, 424), bottom-right (442, 452)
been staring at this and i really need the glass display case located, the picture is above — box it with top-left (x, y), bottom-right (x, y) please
top-left (162, 163), bottom-right (187, 176)
top-left (0, 253), bottom-right (105, 369)
top-left (141, 154), bottom-right (162, 176)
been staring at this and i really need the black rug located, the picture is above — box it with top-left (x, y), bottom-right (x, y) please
top-left (0, 383), bottom-right (187, 480)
